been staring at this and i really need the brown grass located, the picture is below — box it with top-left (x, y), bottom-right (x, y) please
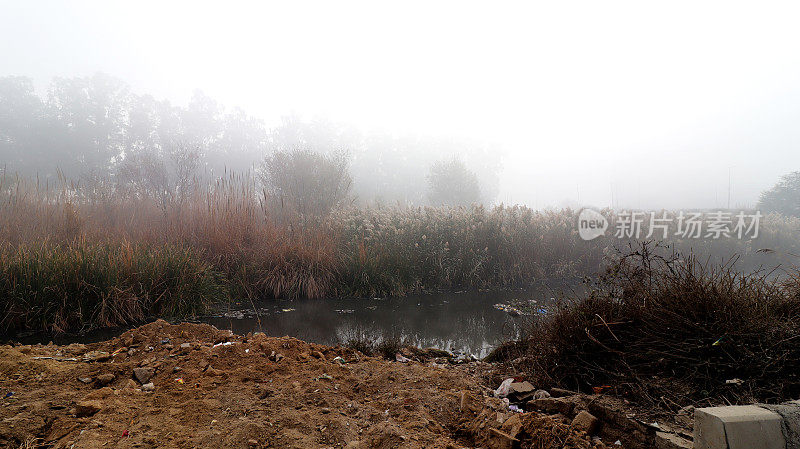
top-left (502, 242), bottom-right (800, 408)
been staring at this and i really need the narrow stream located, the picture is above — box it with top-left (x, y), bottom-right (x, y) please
top-left (7, 280), bottom-right (585, 359)
top-left (204, 280), bottom-right (583, 358)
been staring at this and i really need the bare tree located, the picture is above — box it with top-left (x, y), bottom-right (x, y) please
top-left (169, 142), bottom-right (202, 204)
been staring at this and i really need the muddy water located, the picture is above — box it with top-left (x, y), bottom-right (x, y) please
top-left (8, 280), bottom-right (584, 358)
top-left (204, 280), bottom-right (583, 358)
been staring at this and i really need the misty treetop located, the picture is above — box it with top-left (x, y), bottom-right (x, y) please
top-left (0, 73), bottom-right (500, 208)
top-left (757, 171), bottom-right (800, 217)
top-left (0, 73), bottom-right (266, 177)
top-left (427, 158), bottom-right (482, 207)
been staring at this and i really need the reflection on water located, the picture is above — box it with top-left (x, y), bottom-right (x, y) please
top-left (203, 280), bottom-right (582, 358)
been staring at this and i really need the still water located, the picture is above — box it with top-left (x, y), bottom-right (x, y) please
top-left (203, 280), bottom-right (582, 358)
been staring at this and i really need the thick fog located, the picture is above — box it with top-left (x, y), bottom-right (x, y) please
top-left (3, 1), bottom-right (800, 209)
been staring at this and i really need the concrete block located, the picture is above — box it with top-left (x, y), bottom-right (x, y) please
top-left (695, 405), bottom-right (785, 449)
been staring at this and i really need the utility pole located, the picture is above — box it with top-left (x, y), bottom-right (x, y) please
top-left (727, 167), bottom-right (732, 210)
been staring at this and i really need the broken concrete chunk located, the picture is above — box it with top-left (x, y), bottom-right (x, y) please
top-left (507, 381), bottom-right (536, 402)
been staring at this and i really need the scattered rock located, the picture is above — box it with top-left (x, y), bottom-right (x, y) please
top-left (75, 400), bottom-right (102, 417)
top-left (141, 382), bottom-right (155, 392)
top-left (507, 381), bottom-right (536, 402)
top-left (180, 342), bottom-right (191, 349)
top-left (571, 410), bottom-right (599, 434)
top-left (311, 350), bottom-right (325, 360)
top-left (133, 367), bottom-right (153, 384)
top-left (247, 439), bottom-right (258, 447)
top-left (95, 373), bottom-right (115, 386)
top-left (528, 397), bottom-right (574, 415)
top-left (78, 377), bottom-right (93, 384)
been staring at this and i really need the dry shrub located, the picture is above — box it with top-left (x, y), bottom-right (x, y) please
top-left (518, 242), bottom-right (800, 408)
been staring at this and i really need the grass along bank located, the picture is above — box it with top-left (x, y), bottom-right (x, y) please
top-left (0, 241), bottom-right (226, 335)
top-left (1, 174), bottom-right (799, 334)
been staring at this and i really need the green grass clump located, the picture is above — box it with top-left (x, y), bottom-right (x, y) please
top-left (0, 241), bottom-right (227, 334)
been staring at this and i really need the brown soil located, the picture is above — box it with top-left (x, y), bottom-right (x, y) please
top-left (0, 320), bottom-right (609, 448)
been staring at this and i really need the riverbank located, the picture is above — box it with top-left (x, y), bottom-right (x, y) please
top-left (2, 320), bottom-right (628, 449)
top-left (3, 173), bottom-right (800, 336)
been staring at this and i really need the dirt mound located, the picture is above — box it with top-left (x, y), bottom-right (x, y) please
top-left (1, 320), bottom-right (605, 448)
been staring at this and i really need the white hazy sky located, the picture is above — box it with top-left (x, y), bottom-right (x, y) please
top-left (3, 1), bottom-right (800, 209)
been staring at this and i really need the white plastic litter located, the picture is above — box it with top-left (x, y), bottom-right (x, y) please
top-left (494, 378), bottom-right (515, 398)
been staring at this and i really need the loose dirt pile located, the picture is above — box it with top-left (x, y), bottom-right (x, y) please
top-left (0, 320), bottom-right (611, 448)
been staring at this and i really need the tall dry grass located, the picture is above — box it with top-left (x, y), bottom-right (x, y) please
top-left (1, 171), bottom-right (798, 334)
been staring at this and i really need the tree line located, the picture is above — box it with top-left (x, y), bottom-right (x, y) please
top-left (0, 73), bottom-right (500, 213)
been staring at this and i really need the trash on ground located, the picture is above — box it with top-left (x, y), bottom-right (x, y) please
top-left (494, 378), bottom-right (515, 398)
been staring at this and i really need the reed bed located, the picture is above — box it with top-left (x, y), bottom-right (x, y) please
top-left (1, 172), bottom-right (798, 334)
top-left (0, 241), bottom-right (226, 335)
